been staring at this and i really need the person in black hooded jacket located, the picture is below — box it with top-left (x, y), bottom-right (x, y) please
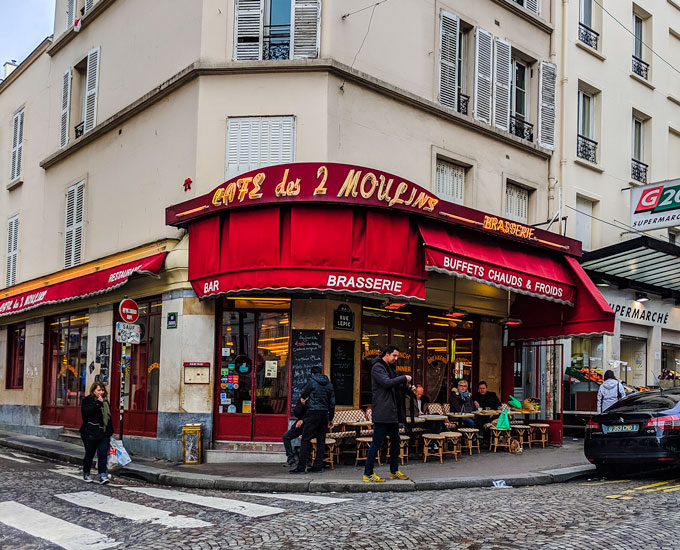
top-left (80, 381), bottom-right (114, 484)
top-left (290, 366), bottom-right (335, 473)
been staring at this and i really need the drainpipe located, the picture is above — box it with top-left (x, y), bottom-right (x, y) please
top-left (557, 0), bottom-right (569, 237)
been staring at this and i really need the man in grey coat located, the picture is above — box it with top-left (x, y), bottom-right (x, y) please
top-left (363, 345), bottom-right (412, 482)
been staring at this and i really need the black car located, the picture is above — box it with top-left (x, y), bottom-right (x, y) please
top-left (584, 388), bottom-right (680, 475)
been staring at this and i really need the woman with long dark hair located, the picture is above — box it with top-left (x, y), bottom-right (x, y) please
top-left (80, 381), bottom-right (113, 484)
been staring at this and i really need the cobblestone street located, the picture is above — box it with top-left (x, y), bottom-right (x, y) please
top-left (1, 450), bottom-right (679, 549)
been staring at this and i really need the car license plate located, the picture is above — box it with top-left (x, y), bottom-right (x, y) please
top-left (604, 424), bottom-right (638, 433)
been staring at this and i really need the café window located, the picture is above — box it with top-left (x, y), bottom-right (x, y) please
top-left (6, 323), bottom-right (25, 389)
top-left (564, 335), bottom-right (603, 411)
top-left (47, 312), bottom-right (89, 407)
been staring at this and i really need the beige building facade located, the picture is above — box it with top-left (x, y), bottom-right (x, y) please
top-left (0, 0), bottom-right (600, 459)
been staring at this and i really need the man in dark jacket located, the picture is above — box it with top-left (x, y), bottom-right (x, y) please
top-left (449, 378), bottom-right (477, 429)
top-left (282, 397), bottom-right (308, 467)
top-left (291, 366), bottom-right (335, 474)
top-left (472, 381), bottom-right (501, 410)
top-left (363, 345), bottom-right (412, 482)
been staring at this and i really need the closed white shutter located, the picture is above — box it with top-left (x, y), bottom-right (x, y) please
top-left (439, 11), bottom-right (459, 111)
top-left (10, 109), bottom-right (24, 182)
top-left (525, 0), bottom-right (539, 15)
top-left (474, 28), bottom-right (493, 124)
top-left (226, 116), bottom-right (295, 178)
top-left (64, 181), bottom-right (85, 268)
top-left (84, 0), bottom-right (95, 14)
top-left (435, 159), bottom-right (465, 205)
top-left (506, 183), bottom-right (528, 223)
top-left (575, 196), bottom-right (593, 252)
top-left (291, 0), bottom-right (320, 59)
top-left (83, 47), bottom-right (100, 133)
top-left (6, 215), bottom-right (18, 287)
top-left (67, 0), bottom-right (76, 27)
top-left (493, 38), bottom-right (512, 131)
top-left (538, 60), bottom-right (557, 150)
top-left (60, 69), bottom-right (71, 148)
top-left (234, 0), bottom-right (264, 61)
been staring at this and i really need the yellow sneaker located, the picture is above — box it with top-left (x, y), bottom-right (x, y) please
top-left (362, 473), bottom-right (386, 482)
top-left (390, 470), bottom-right (409, 480)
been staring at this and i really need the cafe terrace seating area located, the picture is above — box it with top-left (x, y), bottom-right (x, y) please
top-left (321, 403), bottom-right (548, 467)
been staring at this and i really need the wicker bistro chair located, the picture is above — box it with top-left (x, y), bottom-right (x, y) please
top-left (510, 424), bottom-right (531, 449)
top-left (440, 431), bottom-right (462, 461)
top-left (529, 423), bottom-right (550, 448)
top-left (424, 403), bottom-right (457, 431)
top-left (386, 434), bottom-right (411, 465)
top-left (422, 433), bottom-right (446, 463)
top-left (355, 437), bottom-right (381, 466)
top-left (310, 438), bottom-right (338, 469)
top-left (457, 427), bottom-right (481, 455)
top-left (329, 409), bottom-right (367, 460)
top-left (489, 427), bottom-right (511, 453)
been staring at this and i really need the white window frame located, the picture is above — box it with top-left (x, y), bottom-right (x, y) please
top-left (6, 215), bottom-right (18, 288)
top-left (578, 89), bottom-right (594, 139)
top-left (575, 196), bottom-right (594, 252)
top-left (10, 109), bottom-right (24, 183)
top-left (633, 14), bottom-right (643, 59)
top-left (579, 0), bottom-right (593, 27)
top-left (505, 182), bottom-right (529, 224)
top-left (632, 117), bottom-right (644, 162)
top-left (512, 59), bottom-right (528, 119)
top-left (435, 158), bottom-right (465, 205)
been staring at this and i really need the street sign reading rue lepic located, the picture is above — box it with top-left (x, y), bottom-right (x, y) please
top-left (630, 179), bottom-right (680, 231)
top-left (115, 322), bottom-right (141, 344)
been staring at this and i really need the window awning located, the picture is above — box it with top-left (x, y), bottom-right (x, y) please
top-left (0, 252), bottom-right (166, 317)
top-left (419, 223), bottom-right (576, 305)
top-left (508, 256), bottom-right (615, 340)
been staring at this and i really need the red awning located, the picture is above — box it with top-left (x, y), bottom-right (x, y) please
top-left (508, 256), bottom-right (615, 340)
top-left (0, 253), bottom-right (166, 317)
top-left (419, 223), bottom-right (576, 305)
top-left (188, 206), bottom-right (426, 300)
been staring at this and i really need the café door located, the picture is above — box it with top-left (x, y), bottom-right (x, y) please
top-left (213, 310), bottom-right (290, 441)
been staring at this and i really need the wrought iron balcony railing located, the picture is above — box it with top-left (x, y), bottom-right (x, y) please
top-left (262, 24), bottom-right (290, 60)
top-left (510, 115), bottom-right (534, 142)
top-left (578, 22), bottom-right (599, 50)
top-left (75, 122), bottom-right (84, 139)
top-left (458, 93), bottom-right (469, 116)
top-left (632, 55), bottom-right (649, 80)
top-left (577, 134), bottom-right (597, 164)
top-left (631, 158), bottom-right (648, 183)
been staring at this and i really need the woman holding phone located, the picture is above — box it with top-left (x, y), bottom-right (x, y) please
top-left (80, 381), bottom-right (114, 484)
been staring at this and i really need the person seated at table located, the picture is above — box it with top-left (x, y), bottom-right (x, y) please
top-left (414, 384), bottom-right (430, 415)
top-left (449, 379), bottom-right (478, 429)
top-left (472, 381), bottom-right (501, 410)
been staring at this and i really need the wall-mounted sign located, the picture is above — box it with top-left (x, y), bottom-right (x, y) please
top-left (599, 287), bottom-right (680, 329)
top-left (265, 360), bottom-right (278, 378)
top-left (183, 361), bottom-right (210, 384)
top-left (631, 179), bottom-right (680, 230)
top-left (115, 322), bottom-right (141, 344)
top-left (333, 304), bottom-right (355, 331)
top-left (167, 312), bottom-right (178, 329)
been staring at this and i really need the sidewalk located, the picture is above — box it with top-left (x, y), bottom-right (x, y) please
top-left (0, 429), bottom-right (595, 493)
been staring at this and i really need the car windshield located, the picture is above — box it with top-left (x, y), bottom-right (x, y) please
top-left (605, 391), bottom-right (680, 413)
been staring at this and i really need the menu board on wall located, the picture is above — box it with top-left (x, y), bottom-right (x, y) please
top-left (290, 329), bottom-right (324, 417)
top-left (331, 339), bottom-right (354, 406)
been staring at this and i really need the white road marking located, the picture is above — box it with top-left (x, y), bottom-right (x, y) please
top-left (241, 492), bottom-right (353, 505)
top-left (48, 469), bottom-right (124, 487)
top-left (10, 452), bottom-right (44, 462)
top-left (0, 453), bottom-right (30, 463)
top-left (123, 487), bottom-right (284, 518)
top-left (0, 501), bottom-right (119, 549)
top-left (56, 491), bottom-right (212, 529)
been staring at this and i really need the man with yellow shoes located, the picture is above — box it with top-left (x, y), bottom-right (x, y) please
top-left (363, 345), bottom-right (412, 483)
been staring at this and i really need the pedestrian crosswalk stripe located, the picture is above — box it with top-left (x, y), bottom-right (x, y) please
top-left (10, 452), bottom-right (44, 462)
top-left (56, 491), bottom-right (212, 529)
top-left (241, 492), bottom-right (353, 505)
top-left (0, 453), bottom-right (30, 464)
top-left (0, 501), bottom-right (119, 549)
top-left (123, 487), bottom-right (284, 518)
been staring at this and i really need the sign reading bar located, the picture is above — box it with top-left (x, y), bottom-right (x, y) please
top-left (631, 179), bottom-right (680, 230)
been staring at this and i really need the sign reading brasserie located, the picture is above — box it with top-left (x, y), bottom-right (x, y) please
top-left (167, 163), bottom-right (575, 254)
top-left (631, 179), bottom-right (680, 231)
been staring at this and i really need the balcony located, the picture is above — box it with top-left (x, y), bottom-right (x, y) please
top-left (75, 122), bottom-right (84, 139)
top-left (632, 55), bottom-right (649, 80)
top-left (262, 24), bottom-right (290, 60)
top-left (578, 23), bottom-right (599, 50)
top-left (577, 134), bottom-right (597, 164)
top-left (510, 115), bottom-right (534, 142)
top-left (631, 158), bottom-right (648, 183)
top-left (458, 93), bottom-right (469, 116)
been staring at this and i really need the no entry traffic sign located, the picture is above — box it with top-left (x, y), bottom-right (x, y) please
top-left (119, 298), bottom-right (139, 323)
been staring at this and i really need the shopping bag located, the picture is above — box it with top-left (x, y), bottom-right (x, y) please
top-left (109, 438), bottom-right (131, 467)
top-left (508, 395), bottom-right (522, 409)
top-left (106, 444), bottom-right (119, 469)
top-left (496, 409), bottom-right (511, 430)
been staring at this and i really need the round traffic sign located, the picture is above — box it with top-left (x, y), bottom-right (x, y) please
top-left (119, 298), bottom-right (139, 323)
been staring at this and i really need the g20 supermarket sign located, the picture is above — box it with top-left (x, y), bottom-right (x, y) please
top-left (631, 179), bottom-right (680, 230)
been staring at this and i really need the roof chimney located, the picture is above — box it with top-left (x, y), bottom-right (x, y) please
top-left (4, 61), bottom-right (18, 79)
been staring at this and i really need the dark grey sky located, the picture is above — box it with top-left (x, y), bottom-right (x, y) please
top-left (0, 0), bottom-right (55, 67)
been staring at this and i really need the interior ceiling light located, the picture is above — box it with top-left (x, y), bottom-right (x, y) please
top-left (500, 318), bottom-right (522, 327)
top-left (635, 292), bottom-right (649, 303)
top-left (383, 301), bottom-right (407, 310)
top-left (445, 308), bottom-right (467, 319)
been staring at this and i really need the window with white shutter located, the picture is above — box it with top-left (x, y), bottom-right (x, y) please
top-left (505, 183), bottom-right (529, 224)
top-left (83, 47), bottom-right (100, 134)
top-left (525, 0), bottom-right (539, 15)
top-left (435, 159), bottom-right (465, 205)
top-left (67, 0), bottom-right (76, 27)
top-left (64, 181), bottom-right (85, 269)
top-left (60, 69), bottom-right (71, 148)
top-left (6, 215), bottom-right (18, 288)
top-left (575, 196), bottom-right (593, 252)
top-left (291, 0), bottom-right (320, 59)
top-left (474, 28), bottom-right (493, 124)
top-left (439, 11), bottom-right (459, 111)
top-left (538, 61), bottom-right (556, 150)
top-left (234, 0), bottom-right (264, 60)
top-left (226, 116), bottom-right (295, 178)
top-left (84, 0), bottom-right (95, 14)
top-left (10, 109), bottom-right (24, 182)
top-left (493, 38), bottom-right (511, 131)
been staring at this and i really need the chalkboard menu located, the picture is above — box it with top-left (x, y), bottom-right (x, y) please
top-left (331, 339), bottom-right (355, 406)
top-left (290, 329), bottom-right (324, 416)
